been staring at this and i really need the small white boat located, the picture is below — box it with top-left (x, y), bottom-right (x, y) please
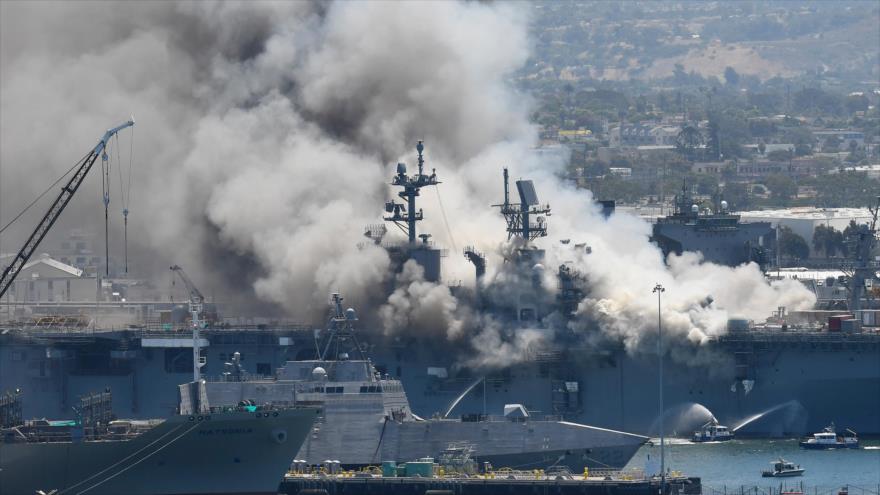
top-left (799, 423), bottom-right (858, 449)
top-left (762, 458), bottom-right (805, 477)
top-left (692, 419), bottom-right (734, 442)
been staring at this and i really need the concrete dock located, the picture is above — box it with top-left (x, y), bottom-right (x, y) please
top-left (280, 471), bottom-right (702, 495)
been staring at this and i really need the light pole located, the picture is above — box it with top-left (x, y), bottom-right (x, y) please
top-left (652, 283), bottom-right (666, 493)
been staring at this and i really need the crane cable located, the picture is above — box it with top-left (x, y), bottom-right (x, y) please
top-left (0, 150), bottom-right (92, 235)
top-left (101, 135), bottom-right (112, 277)
top-left (433, 185), bottom-right (458, 253)
top-left (115, 129), bottom-right (134, 274)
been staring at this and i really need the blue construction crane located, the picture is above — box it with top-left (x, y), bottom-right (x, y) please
top-left (0, 118), bottom-right (135, 298)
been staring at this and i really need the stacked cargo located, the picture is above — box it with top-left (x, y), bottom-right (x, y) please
top-left (828, 314), bottom-right (853, 332)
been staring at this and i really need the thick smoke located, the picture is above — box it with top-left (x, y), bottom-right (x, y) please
top-left (0, 0), bottom-right (530, 317)
top-left (1, 1), bottom-right (815, 368)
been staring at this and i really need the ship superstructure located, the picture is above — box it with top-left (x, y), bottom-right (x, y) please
top-left (192, 293), bottom-right (646, 470)
top-left (1, 142), bottom-right (878, 442)
top-left (650, 182), bottom-right (775, 269)
top-left (379, 141), bottom-right (444, 282)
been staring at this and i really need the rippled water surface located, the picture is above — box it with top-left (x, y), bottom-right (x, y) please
top-left (625, 438), bottom-right (880, 491)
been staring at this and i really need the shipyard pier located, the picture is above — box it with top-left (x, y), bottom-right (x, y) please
top-left (280, 455), bottom-right (700, 495)
top-left (279, 472), bottom-right (701, 495)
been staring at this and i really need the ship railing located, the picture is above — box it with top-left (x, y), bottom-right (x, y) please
top-left (717, 330), bottom-right (880, 344)
top-left (455, 414), bottom-right (564, 423)
top-left (4, 428), bottom-right (145, 443)
top-left (199, 373), bottom-right (276, 383)
top-left (476, 467), bottom-right (648, 481)
top-left (202, 403), bottom-right (303, 414)
top-left (586, 468), bottom-right (647, 480)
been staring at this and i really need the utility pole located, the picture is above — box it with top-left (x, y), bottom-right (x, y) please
top-left (653, 283), bottom-right (666, 493)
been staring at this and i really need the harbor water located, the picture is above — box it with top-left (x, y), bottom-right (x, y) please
top-left (626, 438), bottom-right (880, 491)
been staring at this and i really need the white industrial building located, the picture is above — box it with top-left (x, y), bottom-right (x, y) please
top-left (1, 253), bottom-right (98, 303)
top-left (739, 207), bottom-right (873, 256)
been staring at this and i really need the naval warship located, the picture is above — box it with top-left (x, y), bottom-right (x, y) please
top-left (195, 293), bottom-right (647, 471)
top-left (0, 387), bottom-right (317, 495)
top-left (1, 141), bottom-right (878, 440)
top-left (650, 182), bottom-right (775, 270)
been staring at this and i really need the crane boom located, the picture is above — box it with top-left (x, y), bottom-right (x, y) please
top-left (169, 264), bottom-right (205, 303)
top-left (0, 119), bottom-right (135, 299)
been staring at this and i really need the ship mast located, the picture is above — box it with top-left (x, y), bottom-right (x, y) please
top-left (320, 293), bottom-right (366, 362)
top-left (847, 195), bottom-right (880, 314)
top-left (492, 168), bottom-right (551, 242)
top-left (383, 141), bottom-right (440, 245)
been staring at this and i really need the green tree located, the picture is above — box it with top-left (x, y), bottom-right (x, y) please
top-left (764, 174), bottom-right (797, 203)
top-left (778, 226), bottom-right (810, 260)
top-left (812, 225), bottom-right (844, 258)
top-left (823, 136), bottom-right (840, 152)
top-left (724, 66), bottom-right (740, 87)
top-left (841, 220), bottom-right (863, 257)
top-left (722, 182), bottom-right (752, 210)
top-left (794, 140), bottom-right (812, 157)
top-left (845, 94), bottom-right (869, 114)
top-left (767, 149), bottom-right (793, 162)
top-left (809, 172), bottom-right (880, 207)
top-left (674, 125), bottom-right (703, 161)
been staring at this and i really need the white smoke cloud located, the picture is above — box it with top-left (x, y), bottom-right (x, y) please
top-left (0, 0), bottom-right (817, 369)
top-left (0, 0), bottom-right (531, 318)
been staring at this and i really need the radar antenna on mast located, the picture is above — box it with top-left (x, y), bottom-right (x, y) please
top-left (492, 168), bottom-right (551, 242)
top-left (383, 141), bottom-right (440, 244)
top-left (319, 293), bottom-right (366, 362)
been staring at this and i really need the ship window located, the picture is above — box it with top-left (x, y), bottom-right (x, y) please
top-left (256, 363), bottom-right (271, 376)
top-left (327, 386), bottom-right (344, 394)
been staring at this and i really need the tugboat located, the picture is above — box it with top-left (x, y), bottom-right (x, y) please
top-left (762, 458), bottom-right (805, 477)
top-left (692, 419), bottom-right (734, 442)
top-left (799, 423), bottom-right (859, 449)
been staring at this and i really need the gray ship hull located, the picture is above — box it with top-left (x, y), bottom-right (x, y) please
top-left (381, 420), bottom-right (645, 471)
top-left (389, 337), bottom-right (880, 436)
top-left (0, 409), bottom-right (317, 495)
top-left (296, 399), bottom-right (646, 469)
top-left (1, 328), bottom-right (878, 437)
top-left (201, 361), bottom-right (647, 471)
